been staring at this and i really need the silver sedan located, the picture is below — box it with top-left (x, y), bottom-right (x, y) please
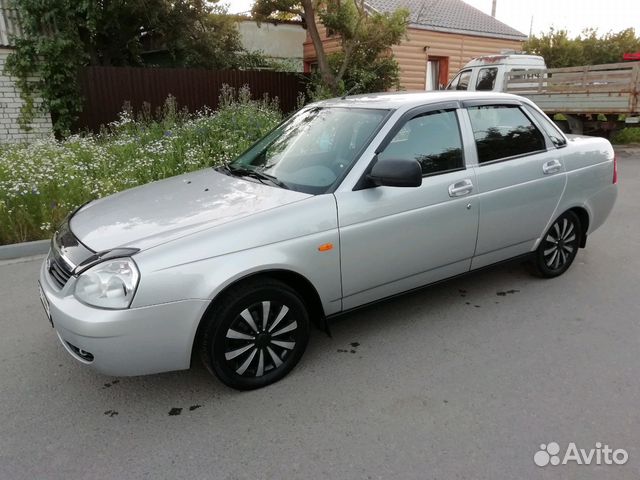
top-left (38, 91), bottom-right (617, 390)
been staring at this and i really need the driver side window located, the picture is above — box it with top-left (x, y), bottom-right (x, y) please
top-left (447, 70), bottom-right (471, 91)
top-left (379, 110), bottom-right (465, 176)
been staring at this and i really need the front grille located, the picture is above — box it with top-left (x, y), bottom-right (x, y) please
top-left (48, 254), bottom-right (73, 289)
top-left (47, 218), bottom-right (94, 289)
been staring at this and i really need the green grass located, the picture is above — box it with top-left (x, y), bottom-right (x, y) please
top-left (611, 127), bottom-right (640, 145)
top-left (0, 86), bottom-right (283, 245)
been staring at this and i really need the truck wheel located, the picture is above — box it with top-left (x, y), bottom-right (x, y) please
top-left (531, 211), bottom-right (582, 278)
top-left (200, 278), bottom-right (310, 390)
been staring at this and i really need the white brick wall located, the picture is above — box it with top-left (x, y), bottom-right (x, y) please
top-left (0, 49), bottom-right (53, 143)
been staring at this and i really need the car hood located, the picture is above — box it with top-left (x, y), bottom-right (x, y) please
top-left (70, 169), bottom-right (311, 251)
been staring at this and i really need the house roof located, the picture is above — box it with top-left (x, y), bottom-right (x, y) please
top-left (0, 0), bottom-right (22, 48)
top-left (366, 0), bottom-right (527, 41)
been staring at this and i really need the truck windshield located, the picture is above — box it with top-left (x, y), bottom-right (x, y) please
top-left (227, 107), bottom-right (389, 194)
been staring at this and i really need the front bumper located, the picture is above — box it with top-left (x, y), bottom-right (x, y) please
top-left (39, 255), bottom-right (209, 376)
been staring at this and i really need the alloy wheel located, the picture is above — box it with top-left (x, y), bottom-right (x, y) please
top-left (542, 216), bottom-right (579, 271)
top-left (223, 301), bottom-right (298, 377)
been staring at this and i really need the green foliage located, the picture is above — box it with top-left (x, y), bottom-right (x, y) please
top-left (252, 1), bottom-right (304, 22)
top-left (264, 57), bottom-right (303, 72)
top-left (611, 127), bottom-right (640, 145)
top-left (321, 1), bottom-right (408, 49)
top-left (158, 2), bottom-right (246, 69)
top-left (321, 2), bottom-right (407, 94)
top-left (4, 0), bottom-right (253, 136)
top-left (0, 86), bottom-right (282, 245)
top-left (580, 28), bottom-right (640, 65)
top-left (524, 27), bottom-right (640, 68)
top-left (524, 28), bottom-right (584, 68)
top-left (231, 50), bottom-right (301, 72)
top-left (308, 52), bottom-right (400, 101)
top-left (253, 0), bottom-right (408, 96)
top-left (4, 0), bottom-right (96, 135)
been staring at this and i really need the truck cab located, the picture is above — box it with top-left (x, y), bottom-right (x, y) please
top-left (447, 54), bottom-right (546, 92)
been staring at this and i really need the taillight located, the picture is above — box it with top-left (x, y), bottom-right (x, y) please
top-left (613, 155), bottom-right (618, 184)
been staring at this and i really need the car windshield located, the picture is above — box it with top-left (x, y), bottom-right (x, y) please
top-left (226, 107), bottom-right (389, 194)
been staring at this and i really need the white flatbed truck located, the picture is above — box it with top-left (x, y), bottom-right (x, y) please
top-left (447, 54), bottom-right (640, 135)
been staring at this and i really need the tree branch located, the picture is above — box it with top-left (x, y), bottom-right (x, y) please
top-left (302, 0), bottom-right (338, 93)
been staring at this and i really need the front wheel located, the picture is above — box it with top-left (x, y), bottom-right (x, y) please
top-left (200, 278), bottom-right (310, 390)
top-left (531, 211), bottom-right (582, 278)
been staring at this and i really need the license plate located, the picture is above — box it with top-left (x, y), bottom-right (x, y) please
top-left (38, 282), bottom-right (53, 327)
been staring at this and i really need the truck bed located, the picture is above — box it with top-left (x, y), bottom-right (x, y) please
top-left (504, 62), bottom-right (640, 115)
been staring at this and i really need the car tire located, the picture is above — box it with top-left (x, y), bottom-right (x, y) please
top-left (530, 211), bottom-right (582, 278)
top-left (200, 278), bottom-right (310, 390)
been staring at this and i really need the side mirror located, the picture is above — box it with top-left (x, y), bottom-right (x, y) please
top-left (367, 157), bottom-right (422, 188)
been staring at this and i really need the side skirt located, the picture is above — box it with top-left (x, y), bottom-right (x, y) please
top-left (325, 252), bottom-right (535, 323)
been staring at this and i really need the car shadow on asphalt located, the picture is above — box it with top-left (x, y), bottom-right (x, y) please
top-left (306, 258), bottom-right (534, 355)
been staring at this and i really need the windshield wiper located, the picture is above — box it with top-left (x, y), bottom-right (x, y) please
top-left (256, 170), bottom-right (291, 190)
top-left (218, 164), bottom-right (290, 190)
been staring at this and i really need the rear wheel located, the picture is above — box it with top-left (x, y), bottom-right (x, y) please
top-left (531, 211), bottom-right (582, 278)
top-left (200, 278), bottom-right (309, 390)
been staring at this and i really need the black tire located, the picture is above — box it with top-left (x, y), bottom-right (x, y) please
top-left (531, 211), bottom-right (582, 278)
top-left (200, 278), bottom-right (309, 390)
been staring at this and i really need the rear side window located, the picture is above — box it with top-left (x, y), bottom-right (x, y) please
top-left (511, 68), bottom-right (542, 80)
top-left (467, 105), bottom-right (546, 163)
top-left (448, 70), bottom-right (471, 91)
top-left (476, 67), bottom-right (498, 91)
top-left (379, 110), bottom-right (464, 176)
top-left (522, 104), bottom-right (567, 148)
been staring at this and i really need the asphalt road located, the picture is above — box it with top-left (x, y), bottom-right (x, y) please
top-left (1, 152), bottom-right (639, 480)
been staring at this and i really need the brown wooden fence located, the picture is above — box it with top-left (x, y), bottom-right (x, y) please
top-left (75, 66), bottom-right (308, 132)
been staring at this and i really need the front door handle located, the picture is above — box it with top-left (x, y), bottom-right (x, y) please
top-left (542, 159), bottom-right (562, 174)
top-left (448, 179), bottom-right (474, 197)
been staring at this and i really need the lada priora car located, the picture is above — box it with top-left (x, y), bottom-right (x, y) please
top-left (39, 92), bottom-right (617, 390)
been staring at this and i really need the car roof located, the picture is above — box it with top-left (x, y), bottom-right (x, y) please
top-left (314, 91), bottom-right (525, 111)
top-left (463, 54), bottom-right (545, 68)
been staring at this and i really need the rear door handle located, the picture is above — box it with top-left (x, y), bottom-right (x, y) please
top-left (543, 159), bottom-right (562, 174)
top-left (448, 179), bottom-right (474, 197)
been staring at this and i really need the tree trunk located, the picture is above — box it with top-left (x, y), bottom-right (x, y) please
top-left (301, 0), bottom-right (339, 95)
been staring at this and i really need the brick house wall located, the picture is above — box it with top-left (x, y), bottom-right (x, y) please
top-left (0, 48), bottom-right (52, 143)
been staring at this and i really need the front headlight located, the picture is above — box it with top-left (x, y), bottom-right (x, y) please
top-left (75, 258), bottom-right (140, 309)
